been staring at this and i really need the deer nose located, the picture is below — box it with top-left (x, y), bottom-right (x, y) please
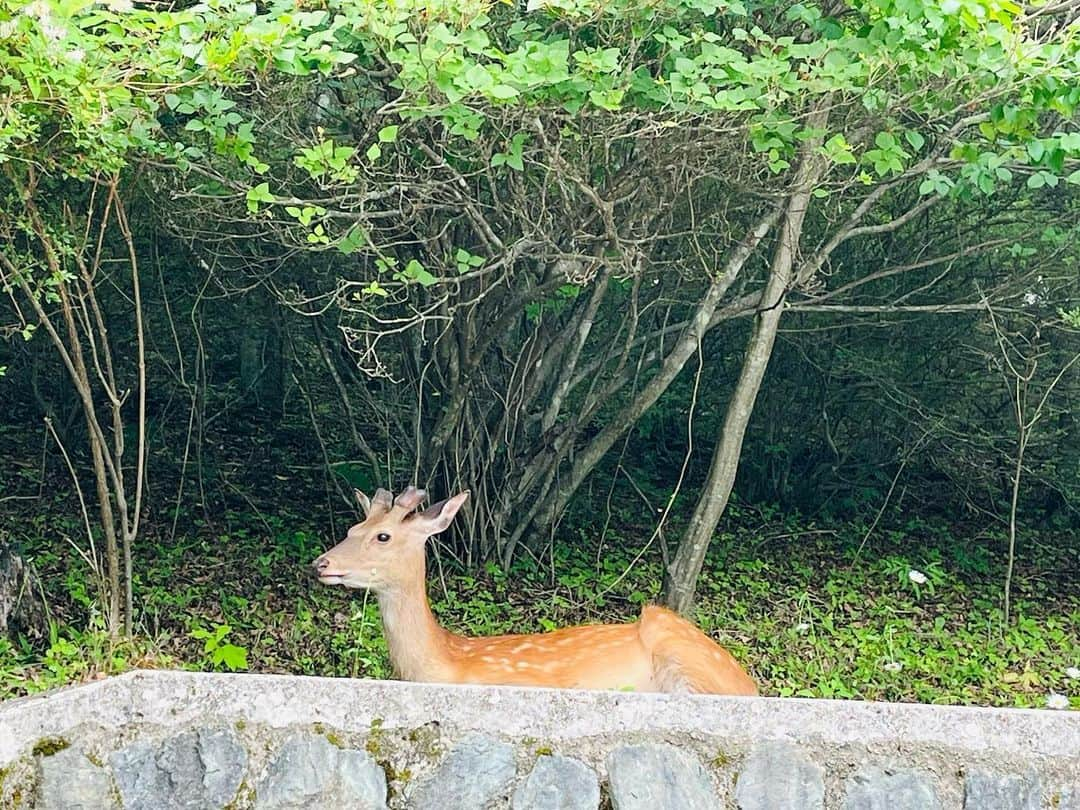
top-left (312, 555), bottom-right (331, 574)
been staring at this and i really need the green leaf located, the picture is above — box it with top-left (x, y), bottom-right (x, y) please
top-left (245, 182), bottom-right (273, 214)
top-left (874, 132), bottom-right (897, 149)
top-left (464, 63), bottom-right (494, 92)
top-left (213, 644), bottom-right (248, 671)
top-left (904, 131), bottom-right (925, 152)
top-left (489, 84), bottom-right (520, 100)
top-left (362, 280), bottom-right (389, 297)
top-left (366, 143), bottom-right (382, 162)
top-left (1027, 141), bottom-right (1045, 162)
top-left (401, 259), bottom-right (437, 286)
top-left (378, 125), bottom-right (399, 143)
top-left (822, 134), bottom-right (856, 165)
top-left (454, 248), bottom-right (485, 273)
top-left (337, 225), bottom-right (368, 255)
top-left (588, 88), bottom-right (625, 111)
top-left (1059, 133), bottom-right (1080, 151)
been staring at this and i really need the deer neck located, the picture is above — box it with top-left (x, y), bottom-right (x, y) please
top-left (376, 557), bottom-right (455, 681)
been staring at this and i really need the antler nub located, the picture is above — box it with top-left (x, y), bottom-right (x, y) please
top-left (394, 485), bottom-right (427, 512)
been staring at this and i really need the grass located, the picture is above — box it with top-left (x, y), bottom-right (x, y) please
top-left (1, 502), bottom-right (1077, 709)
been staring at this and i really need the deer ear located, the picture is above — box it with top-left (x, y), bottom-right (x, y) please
top-left (355, 489), bottom-right (372, 516)
top-left (414, 491), bottom-right (469, 536)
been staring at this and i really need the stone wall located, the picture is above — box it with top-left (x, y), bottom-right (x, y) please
top-left (0, 670), bottom-right (1077, 809)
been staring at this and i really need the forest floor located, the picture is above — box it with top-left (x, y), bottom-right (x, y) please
top-left (2, 489), bottom-right (1077, 708)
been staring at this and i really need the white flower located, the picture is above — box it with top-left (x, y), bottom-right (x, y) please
top-left (1066, 667), bottom-right (1080, 680)
top-left (908, 569), bottom-right (928, 585)
top-left (105, 0), bottom-right (134, 11)
top-left (1046, 693), bottom-right (1069, 710)
top-left (22, 0), bottom-right (49, 19)
top-left (65, 47), bottom-right (85, 63)
top-left (0, 19), bottom-right (16, 38)
top-left (1023, 291), bottom-right (1041, 306)
top-left (883, 661), bottom-right (904, 673)
top-left (40, 20), bottom-right (65, 42)
top-left (794, 622), bottom-right (810, 633)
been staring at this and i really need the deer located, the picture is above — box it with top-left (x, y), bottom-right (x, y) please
top-left (312, 486), bottom-right (759, 696)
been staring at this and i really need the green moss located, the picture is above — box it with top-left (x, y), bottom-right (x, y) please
top-left (311, 720), bottom-right (346, 748)
top-left (365, 718), bottom-right (385, 757)
top-left (382, 766), bottom-right (400, 801)
top-left (32, 737), bottom-right (70, 757)
top-left (234, 719), bottom-right (247, 732)
top-left (535, 745), bottom-right (553, 757)
top-left (85, 752), bottom-right (104, 768)
top-left (224, 781), bottom-right (255, 810)
top-left (711, 749), bottom-right (730, 768)
top-left (311, 721), bottom-right (347, 747)
top-left (378, 758), bottom-right (414, 804)
top-left (404, 724), bottom-right (442, 759)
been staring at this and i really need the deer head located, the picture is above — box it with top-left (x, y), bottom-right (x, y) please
top-left (311, 486), bottom-right (469, 591)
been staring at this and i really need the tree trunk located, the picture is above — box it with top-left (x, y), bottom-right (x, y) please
top-left (512, 209), bottom-right (783, 555)
top-left (663, 108), bottom-right (828, 614)
top-left (2, 174), bottom-right (143, 636)
top-left (0, 540), bottom-right (47, 642)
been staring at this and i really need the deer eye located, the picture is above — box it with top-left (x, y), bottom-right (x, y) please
top-left (376, 532), bottom-right (391, 543)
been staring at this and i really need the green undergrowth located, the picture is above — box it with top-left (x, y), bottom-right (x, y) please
top-left (2, 508), bottom-right (1077, 709)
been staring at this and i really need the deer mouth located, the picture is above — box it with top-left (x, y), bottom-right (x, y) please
top-left (317, 573), bottom-right (346, 585)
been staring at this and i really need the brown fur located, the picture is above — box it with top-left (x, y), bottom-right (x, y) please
top-left (313, 488), bottom-right (758, 696)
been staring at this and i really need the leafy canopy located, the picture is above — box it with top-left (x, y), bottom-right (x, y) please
top-left (2, 0), bottom-right (1078, 244)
